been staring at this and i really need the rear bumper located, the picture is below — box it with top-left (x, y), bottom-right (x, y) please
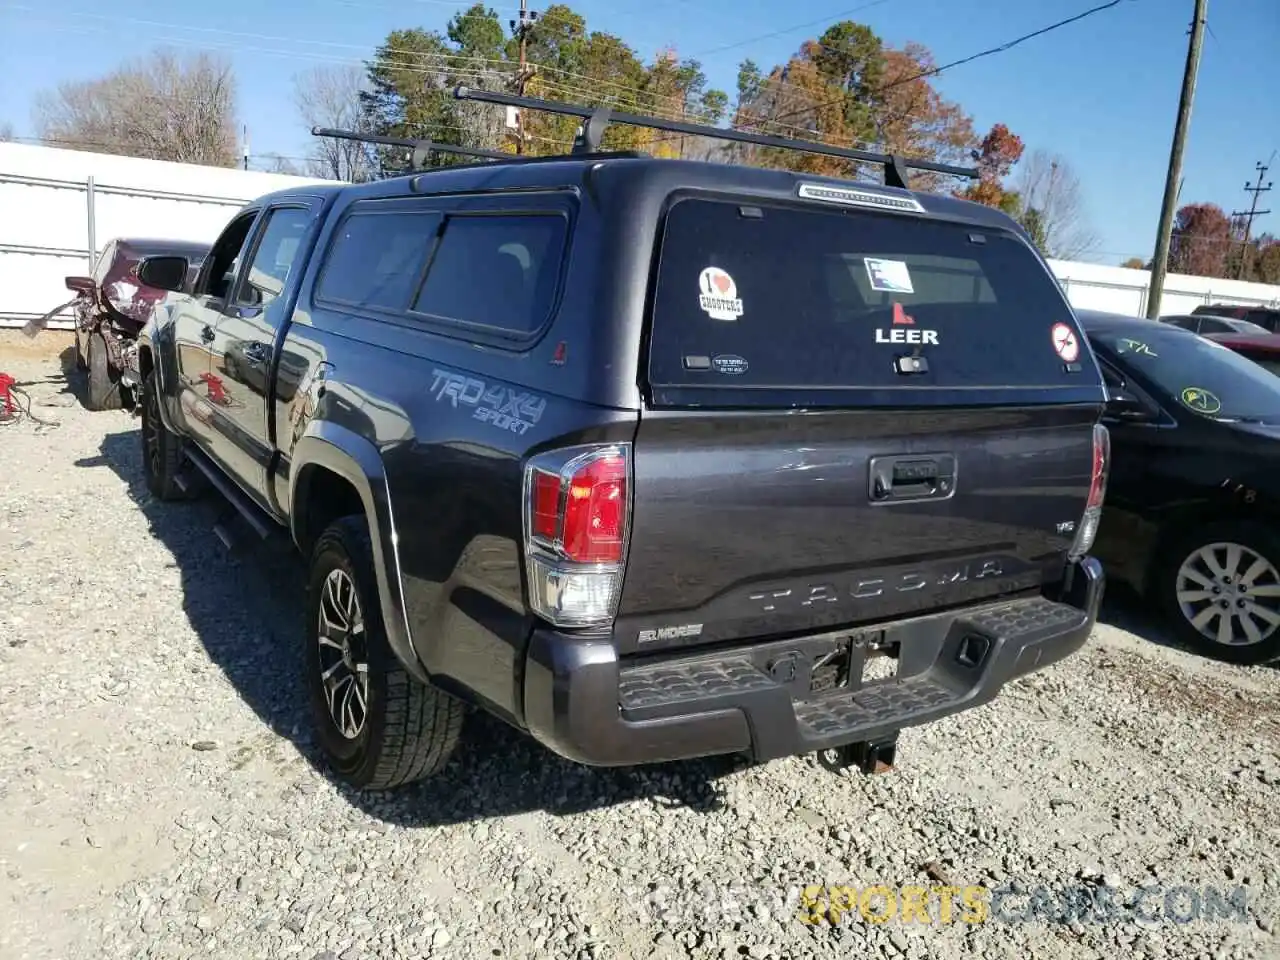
top-left (522, 556), bottom-right (1104, 767)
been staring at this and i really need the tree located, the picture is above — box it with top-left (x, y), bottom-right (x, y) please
top-left (1249, 235), bottom-right (1280, 285)
top-left (1121, 257), bottom-right (1148, 270)
top-left (1011, 149), bottom-right (1100, 259)
top-left (294, 64), bottom-right (377, 182)
top-left (730, 25), bottom-right (978, 185)
top-left (362, 26), bottom-right (468, 172)
top-left (873, 43), bottom-right (975, 191)
top-left (1168, 202), bottom-right (1233, 278)
top-left (360, 4), bottom-right (728, 164)
top-left (32, 50), bottom-right (239, 166)
top-left (957, 123), bottom-right (1024, 208)
top-left (0, 122), bottom-right (13, 142)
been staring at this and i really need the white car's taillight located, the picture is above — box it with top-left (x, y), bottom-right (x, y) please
top-left (522, 443), bottom-right (631, 628)
top-left (1069, 423), bottom-right (1110, 560)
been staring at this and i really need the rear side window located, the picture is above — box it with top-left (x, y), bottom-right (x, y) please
top-left (317, 210), bottom-right (441, 312)
top-left (648, 197), bottom-right (1087, 390)
top-left (412, 214), bottom-right (567, 335)
top-left (316, 203), bottom-right (568, 338)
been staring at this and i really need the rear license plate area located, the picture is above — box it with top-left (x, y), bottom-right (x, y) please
top-left (808, 631), bottom-right (899, 694)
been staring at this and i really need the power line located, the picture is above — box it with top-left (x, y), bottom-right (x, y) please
top-left (760, 0), bottom-right (1134, 130)
top-left (686, 0), bottom-right (895, 60)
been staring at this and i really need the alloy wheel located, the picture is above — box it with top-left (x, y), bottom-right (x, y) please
top-left (1175, 541), bottom-right (1280, 647)
top-left (316, 568), bottom-right (369, 739)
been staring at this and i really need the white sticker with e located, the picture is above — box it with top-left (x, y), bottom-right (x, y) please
top-left (864, 257), bottom-right (915, 294)
top-left (698, 267), bottom-right (744, 321)
top-left (1051, 322), bottom-right (1079, 363)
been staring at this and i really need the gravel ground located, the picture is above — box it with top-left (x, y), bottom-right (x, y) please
top-left (1, 336), bottom-right (1278, 960)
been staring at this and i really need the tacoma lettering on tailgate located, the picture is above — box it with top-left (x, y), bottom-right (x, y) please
top-left (749, 559), bottom-right (1005, 613)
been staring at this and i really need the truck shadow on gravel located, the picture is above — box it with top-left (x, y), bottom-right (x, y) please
top-left (82, 428), bottom-right (739, 825)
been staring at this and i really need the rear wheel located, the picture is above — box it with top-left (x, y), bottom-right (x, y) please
top-left (1154, 520), bottom-right (1280, 665)
top-left (139, 368), bottom-right (189, 501)
top-left (86, 332), bottom-right (122, 411)
top-left (305, 516), bottom-right (465, 790)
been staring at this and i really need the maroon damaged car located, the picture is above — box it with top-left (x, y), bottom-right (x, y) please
top-left (67, 237), bottom-right (210, 410)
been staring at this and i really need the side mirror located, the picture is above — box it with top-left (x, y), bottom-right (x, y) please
top-left (137, 255), bottom-right (190, 293)
top-left (65, 276), bottom-right (95, 294)
top-left (1105, 388), bottom-right (1148, 418)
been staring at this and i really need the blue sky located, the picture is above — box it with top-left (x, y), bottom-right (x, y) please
top-left (2, 0), bottom-right (1277, 265)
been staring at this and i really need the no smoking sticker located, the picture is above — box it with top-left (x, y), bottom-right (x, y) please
top-left (1051, 322), bottom-right (1079, 363)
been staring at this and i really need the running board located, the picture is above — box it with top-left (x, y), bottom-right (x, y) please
top-left (181, 443), bottom-right (278, 543)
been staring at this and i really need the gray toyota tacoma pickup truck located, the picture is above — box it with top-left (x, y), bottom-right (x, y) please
top-left (127, 89), bottom-right (1110, 791)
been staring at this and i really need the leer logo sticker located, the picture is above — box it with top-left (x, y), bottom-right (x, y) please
top-left (698, 267), bottom-right (744, 321)
top-left (876, 302), bottom-right (938, 345)
top-left (1051, 322), bottom-right (1079, 363)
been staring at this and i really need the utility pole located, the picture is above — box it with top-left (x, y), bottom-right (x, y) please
top-left (509, 1), bottom-right (538, 155)
top-left (1231, 161), bottom-right (1272, 280)
top-left (1146, 0), bottom-right (1208, 319)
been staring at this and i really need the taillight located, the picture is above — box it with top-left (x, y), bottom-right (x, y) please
top-left (1070, 423), bottom-right (1110, 559)
top-left (1086, 423), bottom-right (1108, 509)
top-left (523, 443), bottom-right (631, 627)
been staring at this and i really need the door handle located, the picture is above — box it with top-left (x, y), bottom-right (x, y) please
top-left (868, 454), bottom-right (957, 503)
top-left (200, 325), bottom-right (215, 344)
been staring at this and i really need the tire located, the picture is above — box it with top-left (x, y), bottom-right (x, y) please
top-left (1153, 519), bottom-right (1280, 666)
top-left (305, 516), bottom-right (464, 790)
top-left (139, 368), bottom-right (189, 501)
top-left (86, 332), bottom-right (123, 411)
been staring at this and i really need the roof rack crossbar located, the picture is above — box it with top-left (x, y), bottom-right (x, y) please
top-left (310, 126), bottom-right (511, 169)
top-left (452, 87), bottom-right (978, 185)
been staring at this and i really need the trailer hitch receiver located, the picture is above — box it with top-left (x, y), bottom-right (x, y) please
top-left (816, 733), bottom-right (899, 776)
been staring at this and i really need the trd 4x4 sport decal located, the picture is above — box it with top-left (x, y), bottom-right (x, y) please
top-left (430, 368), bottom-right (547, 435)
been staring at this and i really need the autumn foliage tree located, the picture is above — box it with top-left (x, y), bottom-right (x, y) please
top-left (1169, 203), bottom-right (1234, 278)
top-left (1245, 235), bottom-right (1280, 285)
top-left (731, 23), bottom-right (977, 182)
top-left (957, 123), bottom-right (1024, 209)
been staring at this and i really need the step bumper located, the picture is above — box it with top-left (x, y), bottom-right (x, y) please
top-left (522, 556), bottom-right (1104, 767)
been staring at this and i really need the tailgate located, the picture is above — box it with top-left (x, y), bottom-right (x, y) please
top-left (614, 404), bottom-right (1097, 653)
top-left (613, 189), bottom-right (1105, 655)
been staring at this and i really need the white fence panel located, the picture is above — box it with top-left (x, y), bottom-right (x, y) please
top-left (0, 142), bottom-right (328, 330)
top-left (0, 175), bottom-right (88, 252)
top-left (93, 190), bottom-right (244, 249)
